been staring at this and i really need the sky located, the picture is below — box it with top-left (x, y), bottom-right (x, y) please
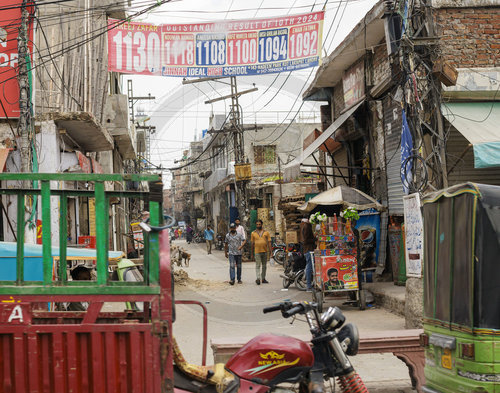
top-left (124, 0), bottom-right (379, 185)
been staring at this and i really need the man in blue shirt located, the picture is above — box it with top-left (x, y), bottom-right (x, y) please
top-left (204, 224), bottom-right (215, 255)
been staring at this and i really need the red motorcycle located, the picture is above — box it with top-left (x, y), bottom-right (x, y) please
top-left (174, 301), bottom-right (368, 393)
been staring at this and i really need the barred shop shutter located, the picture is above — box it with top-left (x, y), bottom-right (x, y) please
top-left (383, 96), bottom-right (405, 215)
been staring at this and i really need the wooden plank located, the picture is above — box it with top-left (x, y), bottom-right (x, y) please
top-left (41, 181), bottom-right (53, 284)
top-left (16, 194), bottom-right (24, 284)
top-left (65, 332), bottom-right (78, 393)
top-left (27, 333), bottom-right (41, 393)
top-left (105, 331), bottom-right (118, 393)
top-left (12, 334), bottom-right (26, 392)
top-left (51, 332), bottom-right (66, 392)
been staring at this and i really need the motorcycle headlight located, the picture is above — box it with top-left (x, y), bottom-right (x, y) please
top-left (337, 323), bottom-right (359, 356)
top-left (320, 306), bottom-right (345, 331)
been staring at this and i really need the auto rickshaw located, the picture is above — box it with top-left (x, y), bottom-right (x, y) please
top-left (421, 183), bottom-right (500, 393)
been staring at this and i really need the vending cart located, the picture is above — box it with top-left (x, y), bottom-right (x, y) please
top-left (311, 227), bottom-right (365, 312)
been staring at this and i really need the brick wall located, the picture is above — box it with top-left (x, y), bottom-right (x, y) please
top-left (372, 39), bottom-right (391, 86)
top-left (434, 7), bottom-right (500, 68)
top-left (332, 81), bottom-right (345, 118)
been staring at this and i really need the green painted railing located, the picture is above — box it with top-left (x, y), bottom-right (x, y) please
top-left (0, 173), bottom-right (163, 295)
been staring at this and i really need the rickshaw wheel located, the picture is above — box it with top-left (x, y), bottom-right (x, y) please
top-left (283, 276), bottom-right (292, 288)
top-left (314, 289), bottom-right (324, 313)
top-left (358, 289), bottom-right (366, 310)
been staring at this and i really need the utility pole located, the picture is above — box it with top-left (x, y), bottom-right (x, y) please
top-left (17, 0), bottom-right (31, 179)
top-left (395, 0), bottom-right (448, 192)
top-left (229, 76), bottom-right (248, 222)
top-left (126, 79), bottom-right (156, 174)
top-left (182, 77), bottom-right (258, 224)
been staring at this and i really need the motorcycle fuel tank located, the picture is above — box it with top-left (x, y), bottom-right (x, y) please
top-left (226, 333), bottom-right (314, 384)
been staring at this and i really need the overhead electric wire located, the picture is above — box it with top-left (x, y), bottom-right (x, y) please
top-left (33, 14), bottom-right (84, 110)
top-left (0, 0), bottom-right (173, 88)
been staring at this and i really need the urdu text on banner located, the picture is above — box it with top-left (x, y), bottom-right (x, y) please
top-left (107, 11), bottom-right (324, 78)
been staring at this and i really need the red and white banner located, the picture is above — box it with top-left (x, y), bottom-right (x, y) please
top-left (107, 11), bottom-right (324, 77)
top-left (0, 0), bottom-right (34, 118)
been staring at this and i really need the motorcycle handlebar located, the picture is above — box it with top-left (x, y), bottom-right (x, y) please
top-left (283, 305), bottom-right (304, 318)
top-left (263, 305), bottom-right (282, 314)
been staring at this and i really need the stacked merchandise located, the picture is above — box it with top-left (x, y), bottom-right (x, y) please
top-left (257, 208), bottom-right (275, 234)
top-left (277, 196), bottom-right (305, 233)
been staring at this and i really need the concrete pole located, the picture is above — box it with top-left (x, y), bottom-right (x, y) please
top-left (17, 0), bottom-right (31, 178)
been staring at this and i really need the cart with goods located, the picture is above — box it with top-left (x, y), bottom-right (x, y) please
top-left (298, 186), bottom-right (385, 313)
top-left (311, 216), bottom-right (365, 312)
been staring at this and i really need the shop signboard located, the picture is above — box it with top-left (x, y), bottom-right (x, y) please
top-left (107, 11), bottom-right (324, 77)
top-left (319, 255), bottom-right (358, 291)
top-left (342, 60), bottom-right (365, 109)
top-left (403, 193), bottom-right (423, 277)
top-left (355, 208), bottom-right (380, 268)
top-left (0, 0), bottom-right (34, 118)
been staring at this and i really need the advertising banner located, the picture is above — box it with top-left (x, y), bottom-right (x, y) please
top-left (318, 255), bottom-right (358, 291)
top-left (107, 11), bottom-right (324, 77)
top-left (355, 208), bottom-right (381, 268)
top-left (342, 60), bottom-right (364, 109)
top-left (0, 0), bottom-right (34, 118)
top-left (403, 193), bottom-right (423, 278)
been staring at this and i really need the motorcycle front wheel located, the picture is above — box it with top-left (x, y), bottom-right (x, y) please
top-left (294, 270), bottom-right (307, 291)
top-left (283, 276), bottom-right (292, 289)
top-left (273, 249), bottom-right (286, 265)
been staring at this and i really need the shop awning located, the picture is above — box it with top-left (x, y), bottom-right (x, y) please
top-left (298, 185), bottom-right (384, 213)
top-left (441, 102), bottom-right (500, 168)
top-left (283, 101), bottom-right (363, 180)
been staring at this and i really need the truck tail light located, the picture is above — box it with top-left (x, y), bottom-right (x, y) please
top-left (461, 343), bottom-right (475, 359)
top-left (420, 333), bottom-right (429, 347)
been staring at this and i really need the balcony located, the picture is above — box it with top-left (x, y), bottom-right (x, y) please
top-left (39, 112), bottom-right (114, 152)
top-left (204, 168), bottom-right (227, 193)
top-left (103, 94), bottom-right (136, 159)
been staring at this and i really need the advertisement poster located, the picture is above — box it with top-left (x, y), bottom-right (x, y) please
top-left (403, 193), bottom-right (423, 278)
top-left (0, 0), bottom-right (34, 118)
top-left (320, 255), bottom-right (358, 291)
top-left (107, 11), bottom-right (324, 77)
top-left (355, 208), bottom-right (380, 268)
top-left (131, 222), bottom-right (144, 250)
top-left (342, 60), bottom-right (365, 109)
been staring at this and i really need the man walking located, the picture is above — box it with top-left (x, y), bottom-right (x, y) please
top-left (225, 223), bottom-right (246, 285)
top-left (300, 217), bottom-right (317, 292)
top-left (204, 224), bottom-right (215, 255)
top-left (234, 218), bottom-right (246, 240)
top-left (250, 219), bottom-right (271, 285)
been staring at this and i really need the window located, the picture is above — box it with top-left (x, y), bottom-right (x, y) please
top-left (253, 145), bottom-right (276, 165)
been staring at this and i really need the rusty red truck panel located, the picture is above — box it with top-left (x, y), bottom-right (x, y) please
top-left (0, 174), bottom-right (174, 393)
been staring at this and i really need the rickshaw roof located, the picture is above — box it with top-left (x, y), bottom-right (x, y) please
top-left (422, 182), bottom-right (500, 207)
top-left (422, 182), bottom-right (500, 330)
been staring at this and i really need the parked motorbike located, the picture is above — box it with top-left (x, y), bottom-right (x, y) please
top-left (174, 301), bottom-right (367, 393)
top-left (271, 239), bottom-right (287, 265)
top-left (281, 243), bottom-right (307, 290)
top-left (215, 234), bottom-right (224, 250)
top-left (193, 232), bottom-right (205, 243)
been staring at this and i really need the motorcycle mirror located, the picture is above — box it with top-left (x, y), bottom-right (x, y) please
top-left (337, 323), bottom-right (359, 356)
top-left (320, 306), bottom-right (345, 331)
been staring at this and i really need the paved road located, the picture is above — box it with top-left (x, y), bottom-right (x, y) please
top-left (172, 239), bottom-right (413, 392)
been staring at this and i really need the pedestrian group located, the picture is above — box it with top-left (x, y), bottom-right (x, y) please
top-left (183, 216), bottom-right (317, 288)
